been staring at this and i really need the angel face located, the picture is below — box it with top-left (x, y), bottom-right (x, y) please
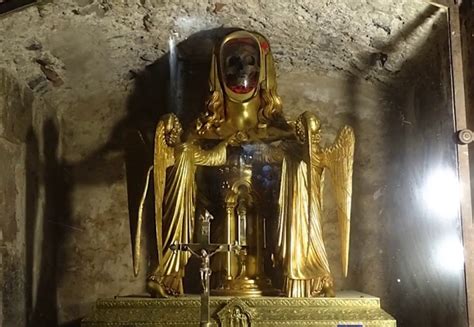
top-left (163, 115), bottom-right (183, 146)
top-left (295, 114), bottom-right (321, 144)
top-left (221, 38), bottom-right (260, 94)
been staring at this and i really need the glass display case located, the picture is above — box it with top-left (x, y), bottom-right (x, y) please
top-left (0, 1), bottom-right (473, 327)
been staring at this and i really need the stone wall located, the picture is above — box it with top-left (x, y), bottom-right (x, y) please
top-left (0, 1), bottom-right (468, 327)
top-left (0, 69), bottom-right (33, 327)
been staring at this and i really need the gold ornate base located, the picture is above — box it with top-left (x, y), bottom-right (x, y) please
top-left (82, 291), bottom-right (396, 327)
top-left (211, 276), bottom-right (279, 297)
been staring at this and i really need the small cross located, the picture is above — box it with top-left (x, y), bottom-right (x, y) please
top-left (170, 211), bottom-right (241, 327)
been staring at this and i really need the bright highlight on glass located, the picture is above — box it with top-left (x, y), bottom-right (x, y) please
top-left (421, 167), bottom-right (460, 219)
top-left (435, 236), bottom-right (465, 274)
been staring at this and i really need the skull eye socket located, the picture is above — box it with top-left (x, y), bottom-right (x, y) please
top-left (244, 55), bottom-right (255, 65)
top-left (227, 56), bottom-right (240, 67)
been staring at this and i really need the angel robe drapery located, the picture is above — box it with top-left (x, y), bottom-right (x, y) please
top-left (159, 141), bottom-right (228, 294)
top-left (277, 153), bottom-right (330, 297)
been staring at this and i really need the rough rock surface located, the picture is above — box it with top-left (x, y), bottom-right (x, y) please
top-left (0, 0), bottom-right (436, 88)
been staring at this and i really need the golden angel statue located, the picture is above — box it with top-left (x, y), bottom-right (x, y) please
top-left (133, 113), bottom-right (243, 296)
top-left (275, 113), bottom-right (354, 297)
top-left (132, 29), bottom-right (355, 298)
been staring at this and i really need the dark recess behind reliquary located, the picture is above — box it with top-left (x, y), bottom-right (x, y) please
top-left (0, 0), bottom-right (36, 16)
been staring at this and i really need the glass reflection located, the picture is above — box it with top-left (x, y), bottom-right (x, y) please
top-left (435, 236), bottom-right (465, 274)
top-left (421, 167), bottom-right (460, 220)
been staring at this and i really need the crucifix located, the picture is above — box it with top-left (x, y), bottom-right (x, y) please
top-left (170, 211), bottom-right (242, 327)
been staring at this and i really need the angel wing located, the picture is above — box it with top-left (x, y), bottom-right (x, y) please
top-left (321, 125), bottom-right (355, 277)
top-left (133, 114), bottom-right (180, 276)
